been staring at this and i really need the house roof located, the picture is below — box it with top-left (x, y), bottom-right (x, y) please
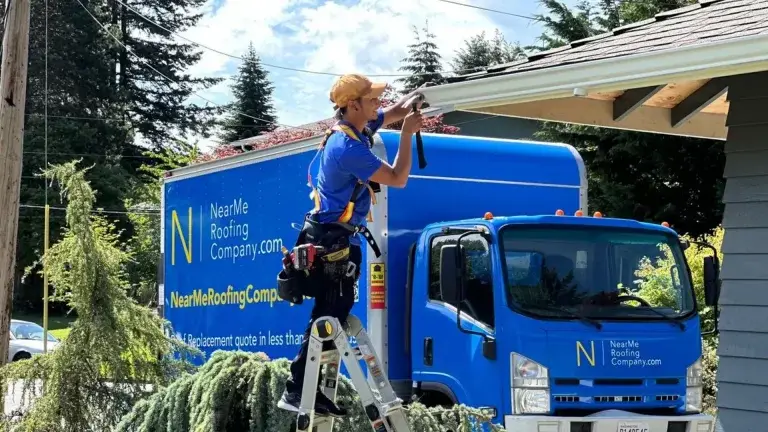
top-left (418, 0), bottom-right (768, 140)
top-left (449, 0), bottom-right (768, 83)
top-left (226, 117), bottom-right (334, 148)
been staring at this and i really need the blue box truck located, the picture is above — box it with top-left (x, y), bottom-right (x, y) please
top-left (160, 129), bottom-right (717, 431)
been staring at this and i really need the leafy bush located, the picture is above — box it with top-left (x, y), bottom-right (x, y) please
top-left (115, 350), bottom-right (502, 432)
top-left (634, 226), bottom-right (723, 413)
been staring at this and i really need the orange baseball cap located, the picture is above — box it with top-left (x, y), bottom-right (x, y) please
top-left (329, 74), bottom-right (387, 109)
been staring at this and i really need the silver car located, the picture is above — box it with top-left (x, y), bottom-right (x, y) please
top-left (8, 319), bottom-right (60, 362)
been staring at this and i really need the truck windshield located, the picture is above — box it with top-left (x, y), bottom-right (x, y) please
top-left (499, 225), bottom-right (696, 321)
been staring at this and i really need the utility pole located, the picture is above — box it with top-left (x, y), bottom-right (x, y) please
top-left (0, 0), bottom-right (31, 375)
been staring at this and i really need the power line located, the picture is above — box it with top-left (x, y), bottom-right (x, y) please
top-left (24, 113), bottom-right (268, 129)
top-left (113, 0), bottom-right (516, 79)
top-left (76, 0), bottom-right (315, 136)
top-left (434, 0), bottom-right (543, 21)
top-left (22, 151), bottom-right (157, 159)
top-left (20, 204), bottom-right (160, 215)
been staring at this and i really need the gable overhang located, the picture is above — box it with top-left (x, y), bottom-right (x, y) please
top-left (420, 33), bottom-right (768, 140)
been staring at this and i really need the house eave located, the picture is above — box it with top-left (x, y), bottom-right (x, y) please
top-left (420, 33), bottom-right (768, 112)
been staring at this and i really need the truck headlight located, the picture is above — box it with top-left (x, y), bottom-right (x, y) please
top-left (685, 356), bottom-right (703, 413)
top-left (511, 353), bottom-right (550, 414)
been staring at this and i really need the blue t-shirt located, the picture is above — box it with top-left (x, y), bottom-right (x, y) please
top-left (311, 108), bottom-right (386, 246)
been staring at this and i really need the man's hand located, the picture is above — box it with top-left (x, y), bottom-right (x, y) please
top-left (402, 110), bottom-right (423, 135)
top-left (382, 84), bottom-right (428, 126)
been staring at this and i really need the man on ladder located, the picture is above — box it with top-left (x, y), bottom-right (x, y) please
top-left (277, 73), bottom-right (424, 419)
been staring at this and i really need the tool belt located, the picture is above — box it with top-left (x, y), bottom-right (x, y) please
top-left (276, 216), bottom-right (381, 305)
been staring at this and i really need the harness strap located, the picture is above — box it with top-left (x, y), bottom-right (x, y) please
top-left (331, 222), bottom-right (382, 258)
top-left (309, 123), bottom-right (379, 223)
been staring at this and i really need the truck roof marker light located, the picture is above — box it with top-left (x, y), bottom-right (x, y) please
top-left (594, 211), bottom-right (603, 218)
top-left (575, 210), bottom-right (584, 217)
top-left (555, 209), bottom-right (564, 216)
top-left (483, 212), bottom-right (494, 220)
top-left (662, 221), bottom-right (670, 227)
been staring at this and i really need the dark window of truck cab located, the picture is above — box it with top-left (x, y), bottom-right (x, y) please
top-left (428, 232), bottom-right (495, 328)
top-left (499, 225), bottom-right (696, 321)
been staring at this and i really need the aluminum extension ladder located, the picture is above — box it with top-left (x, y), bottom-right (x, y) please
top-left (295, 313), bottom-right (412, 432)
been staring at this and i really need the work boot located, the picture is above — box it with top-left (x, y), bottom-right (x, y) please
top-left (315, 391), bottom-right (348, 417)
top-left (278, 389), bottom-right (348, 418)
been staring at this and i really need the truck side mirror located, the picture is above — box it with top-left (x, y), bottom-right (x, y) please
top-left (703, 256), bottom-right (720, 307)
top-left (439, 244), bottom-right (461, 304)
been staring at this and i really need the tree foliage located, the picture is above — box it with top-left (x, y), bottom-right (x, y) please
top-left (115, 350), bottom-right (503, 432)
top-left (12, 0), bottom-right (145, 312)
top-left (449, 29), bottom-right (526, 74)
top-left (531, 0), bottom-right (725, 237)
top-left (633, 226), bottom-right (723, 413)
top-left (113, 0), bottom-right (222, 146)
top-left (9, 0), bottom-right (224, 313)
top-left (1, 161), bottom-right (199, 432)
top-left (395, 21), bottom-right (447, 94)
top-left (123, 140), bottom-right (203, 306)
top-left (218, 43), bottom-right (278, 144)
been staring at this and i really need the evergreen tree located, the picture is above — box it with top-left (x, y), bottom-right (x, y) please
top-left (395, 21), bottom-right (446, 94)
top-left (531, 0), bottom-right (724, 237)
top-left (526, 0), bottom-right (598, 51)
top-left (449, 29), bottom-right (526, 75)
top-left (4, 0), bottom-right (145, 311)
top-left (112, 0), bottom-right (223, 147)
top-left (218, 43), bottom-right (278, 144)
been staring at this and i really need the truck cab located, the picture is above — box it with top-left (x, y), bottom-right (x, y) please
top-left (406, 213), bottom-right (719, 432)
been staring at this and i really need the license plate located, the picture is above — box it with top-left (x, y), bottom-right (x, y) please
top-left (618, 423), bottom-right (649, 432)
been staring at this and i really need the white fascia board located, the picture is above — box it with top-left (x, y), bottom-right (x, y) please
top-left (420, 33), bottom-right (768, 111)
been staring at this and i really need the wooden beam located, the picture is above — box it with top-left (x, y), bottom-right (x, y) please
top-left (671, 77), bottom-right (729, 128)
top-left (467, 96), bottom-right (727, 140)
top-left (613, 85), bottom-right (666, 121)
top-left (0, 0), bottom-right (30, 399)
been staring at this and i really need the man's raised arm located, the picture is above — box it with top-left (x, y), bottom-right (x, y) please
top-left (369, 109), bottom-right (423, 188)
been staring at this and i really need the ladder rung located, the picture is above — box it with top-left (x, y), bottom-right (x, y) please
top-left (320, 347), bottom-right (364, 363)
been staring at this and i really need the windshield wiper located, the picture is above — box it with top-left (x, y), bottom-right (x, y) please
top-left (637, 306), bottom-right (686, 331)
top-left (522, 304), bottom-right (603, 330)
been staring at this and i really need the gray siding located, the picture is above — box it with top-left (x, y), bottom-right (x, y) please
top-left (441, 111), bottom-right (541, 141)
top-left (716, 70), bottom-right (768, 431)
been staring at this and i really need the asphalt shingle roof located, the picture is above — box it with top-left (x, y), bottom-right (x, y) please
top-left (449, 0), bottom-right (768, 83)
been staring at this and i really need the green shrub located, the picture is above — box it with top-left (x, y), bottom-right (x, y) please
top-left (115, 350), bottom-right (503, 432)
top-left (634, 226), bottom-right (722, 414)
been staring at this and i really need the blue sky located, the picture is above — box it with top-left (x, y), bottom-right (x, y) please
top-left (178, 0), bottom-right (581, 149)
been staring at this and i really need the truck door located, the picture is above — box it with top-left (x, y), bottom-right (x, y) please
top-left (412, 228), bottom-right (502, 417)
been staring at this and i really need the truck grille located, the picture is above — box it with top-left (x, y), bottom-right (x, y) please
top-left (554, 395), bottom-right (643, 403)
top-left (552, 377), bottom-right (684, 406)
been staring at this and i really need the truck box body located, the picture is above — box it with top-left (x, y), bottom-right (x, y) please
top-left (160, 129), bottom-right (585, 369)
top-left (161, 129), bottom-right (715, 431)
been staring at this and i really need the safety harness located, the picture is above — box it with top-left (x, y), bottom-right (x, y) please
top-left (306, 121), bottom-right (382, 258)
top-left (277, 122), bottom-right (383, 305)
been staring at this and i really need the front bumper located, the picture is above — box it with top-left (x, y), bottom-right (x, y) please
top-left (504, 409), bottom-right (716, 432)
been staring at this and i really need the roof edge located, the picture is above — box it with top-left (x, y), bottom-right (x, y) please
top-left (420, 33), bottom-right (768, 111)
